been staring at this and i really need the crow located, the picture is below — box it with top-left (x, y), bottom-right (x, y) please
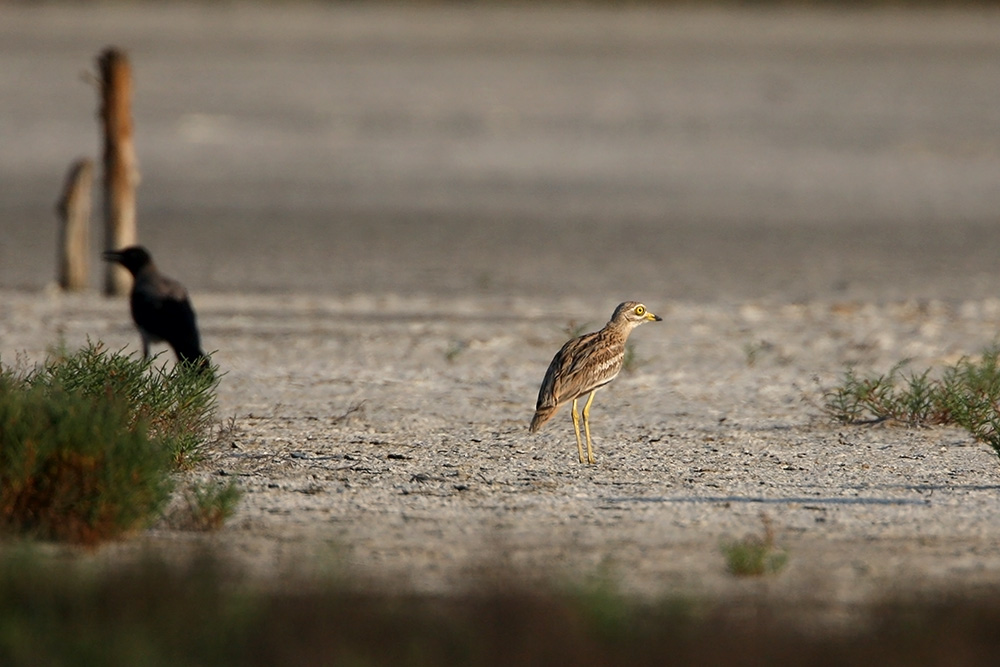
top-left (103, 245), bottom-right (208, 367)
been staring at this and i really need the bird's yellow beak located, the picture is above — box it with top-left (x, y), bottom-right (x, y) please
top-left (646, 311), bottom-right (662, 322)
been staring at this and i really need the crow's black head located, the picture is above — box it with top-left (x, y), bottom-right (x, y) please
top-left (102, 245), bottom-right (153, 276)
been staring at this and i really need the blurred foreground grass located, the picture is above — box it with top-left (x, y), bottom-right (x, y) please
top-left (1, 549), bottom-right (1000, 666)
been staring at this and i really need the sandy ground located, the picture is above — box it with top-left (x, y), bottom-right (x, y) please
top-left (3, 4), bottom-right (1000, 627)
top-left (5, 288), bottom-right (1000, 627)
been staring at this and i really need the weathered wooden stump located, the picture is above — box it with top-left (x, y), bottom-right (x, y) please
top-left (56, 158), bottom-right (94, 291)
top-left (98, 47), bottom-right (140, 296)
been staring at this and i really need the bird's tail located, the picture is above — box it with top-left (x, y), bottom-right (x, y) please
top-left (529, 405), bottom-right (559, 433)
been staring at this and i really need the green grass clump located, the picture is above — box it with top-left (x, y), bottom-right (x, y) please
top-left (722, 514), bottom-right (788, 577)
top-left (621, 342), bottom-right (638, 373)
top-left (824, 346), bottom-right (1000, 457)
top-left (21, 340), bottom-right (219, 468)
top-left (183, 479), bottom-right (244, 531)
top-left (0, 341), bottom-right (220, 544)
top-left (0, 376), bottom-right (173, 544)
top-left (562, 320), bottom-right (591, 340)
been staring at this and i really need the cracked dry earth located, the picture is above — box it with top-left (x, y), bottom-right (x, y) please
top-left (4, 288), bottom-right (1000, 624)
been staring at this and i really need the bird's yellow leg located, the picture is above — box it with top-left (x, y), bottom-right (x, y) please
top-left (571, 398), bottom-right (585, 463)
top-left (582, 390), bottom-right (597, 464)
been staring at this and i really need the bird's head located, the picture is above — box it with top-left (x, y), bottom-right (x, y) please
top-left (611, 301), bottom-right (662, 328)
top-left (102, 245), bottom-right (153, 276)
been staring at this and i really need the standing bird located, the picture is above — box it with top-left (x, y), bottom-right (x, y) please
top-left (530, 301), bottom-right (661, 464)
top-left (102, 245), bottom-right (208, 367)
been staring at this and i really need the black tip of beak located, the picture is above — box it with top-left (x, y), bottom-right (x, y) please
top-left (653, 314), bottom-right (663, 321)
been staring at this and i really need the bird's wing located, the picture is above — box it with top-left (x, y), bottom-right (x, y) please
top-left (131, 276), bottom-right (203, 359)
top-left (536, 331), bottom-right (620, 410)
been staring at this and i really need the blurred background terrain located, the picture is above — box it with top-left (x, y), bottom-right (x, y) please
top-left (3, 2), bottom-right (999, 303)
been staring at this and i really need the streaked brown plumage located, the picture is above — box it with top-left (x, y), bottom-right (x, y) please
top-left (530, 301), bottom-right (661, 464)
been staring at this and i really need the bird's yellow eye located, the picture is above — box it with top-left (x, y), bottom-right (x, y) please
top-left (634, 305), bottom-right (645, 316)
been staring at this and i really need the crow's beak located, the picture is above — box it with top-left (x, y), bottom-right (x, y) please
top-left (102, 250), bottom-right (122, 263)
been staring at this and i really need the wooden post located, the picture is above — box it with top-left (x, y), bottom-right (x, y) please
top-left (98, 47), bottom-right (140, 296)
top-left (56, 158), bottom-right (94, 291)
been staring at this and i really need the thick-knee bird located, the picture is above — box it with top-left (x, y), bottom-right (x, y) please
top-left (530, 301), bottom-right (661, 464)
top-left (103, 245), bottom-right (207, 366)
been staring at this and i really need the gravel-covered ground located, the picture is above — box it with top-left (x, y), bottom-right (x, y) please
top-left (5, 289), bottom-right (1000, 626)
top-left (3, 3), bottom-right (1000, 627)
